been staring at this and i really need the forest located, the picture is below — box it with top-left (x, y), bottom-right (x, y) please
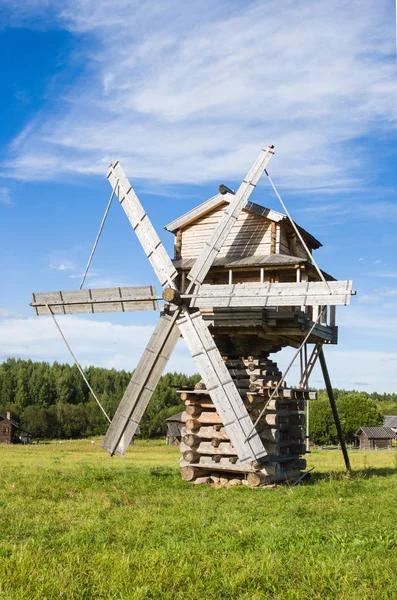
top-left (0, 358), bottom-right (396, 442)
top-left (0, 358), bottom-right (199, 439)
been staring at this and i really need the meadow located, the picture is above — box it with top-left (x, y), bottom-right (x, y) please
top-left (1, 440), bottom-right (397, 600)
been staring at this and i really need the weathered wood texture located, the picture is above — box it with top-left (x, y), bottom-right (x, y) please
top-left (108, 162), bottom-right (178, 288)
top-left (178, 355), bottom-right (309, 486)
top-left (190, 281), bottom-right (353, 309)
top-left (177, 310), bottom-right (267, 463)
top-left (102, 311), bottom-right (180, 456)
top-left (32, 286), bottom-right (158, 315)
top-left (187, 146), bottom-right (275, 287)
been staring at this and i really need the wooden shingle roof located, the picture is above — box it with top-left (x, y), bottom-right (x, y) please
top-left (384, 416), bottom-right (397, 429)
top-left (355, 427), bottom-right (395, 439)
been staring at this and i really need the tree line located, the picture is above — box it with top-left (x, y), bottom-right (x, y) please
top-left (309, 389), bottom-right (396, 445)
top-left (0, 358), bottom-right (396, 442)
top-left (0, 358), bottom-right (199, 439)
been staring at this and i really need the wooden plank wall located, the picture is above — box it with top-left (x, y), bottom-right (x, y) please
top-left (0, 420), bottom-right (12, 443)
top-left (180, 205), bottom-right (312, 261)
top-left (180, 206), bottom-right (274, 260)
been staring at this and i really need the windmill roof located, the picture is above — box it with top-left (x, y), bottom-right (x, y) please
top-left (355, 427), bottom-right (395, 439)
top-left (165, 193), bottom-right (322, 249)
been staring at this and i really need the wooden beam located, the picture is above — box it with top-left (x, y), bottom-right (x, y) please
top-left (318, 348), bottom-right (351, 472)
top-left (31, 286), bottom-right (158, 315)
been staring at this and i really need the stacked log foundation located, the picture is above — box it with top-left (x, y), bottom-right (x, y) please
top-left (179, 355), bottom-right (316, 487)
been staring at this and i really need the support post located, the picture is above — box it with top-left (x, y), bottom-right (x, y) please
top-left (318, 348), bottom-right (351, 472)
top-left (306, 397), bottom-right (310, 453)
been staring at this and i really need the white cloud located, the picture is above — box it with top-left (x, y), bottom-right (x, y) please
top-left (278, 347), bottom-right (397, 393)
top-left (1, 0), bottom-right (396, 193)
top-left (49, 260), bottom-right (76, 271)
top-left (368, 272), bottom-right (397, 279)
top-left (0, 315), bottom-right (196, 374)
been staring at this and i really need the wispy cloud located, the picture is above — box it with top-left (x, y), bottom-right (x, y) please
top-left (367, 272), bottom-right (397, 279)
top-left (49, 260), bottom-right (76, 271)
top-left (0, 314), bottom-right (194, 373)
top-left (0, 187), bottom-right (12, 205)
top-left (1, 0), bottom-right (396, 193)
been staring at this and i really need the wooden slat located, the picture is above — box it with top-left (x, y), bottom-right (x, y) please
top-left (189, 280), bottom-right (353, 308)
top-left (108, 162), bottom-right (177, 288)
top-left (177, 309), bottom-right (267, 463)
top-left (31, 286), bottom-right (158, 315)
top-left (186, 146), bottom-right (275, 286)
top-left (102, 311), bottom-right (180, 456)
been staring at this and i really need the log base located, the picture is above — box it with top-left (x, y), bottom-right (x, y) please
top-left (178, 354), bottom-right (314, 487)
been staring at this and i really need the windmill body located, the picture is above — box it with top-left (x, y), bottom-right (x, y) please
top-left (31, 146), bottom-right (353, 486)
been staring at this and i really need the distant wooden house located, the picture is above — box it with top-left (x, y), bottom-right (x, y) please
top-left (166, 412), bottom-right (183, 445)
top-left (0, 411), bottom-right (32, 444)
top-left (355, 427), bottom-right (395, 450)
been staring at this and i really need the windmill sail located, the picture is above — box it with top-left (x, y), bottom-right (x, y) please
top-left (102, 310), bottom-right (180, 456)
top-left (177, 308), bottom-right (267, 463)
top-left (108, 162), bottom-right (178, 289)
top-left (31, 286), bottom-right (158, 315)
top-left (186, 146), bottom-right (275, 287)
top-left (189, 280), bottom-right (354, 308)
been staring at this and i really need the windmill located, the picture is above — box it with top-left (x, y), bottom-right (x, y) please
top-left (31, 145), bottom-right (353, 486)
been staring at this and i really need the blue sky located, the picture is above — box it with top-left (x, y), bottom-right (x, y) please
top-left (0, 0), bottom-right (396, 391)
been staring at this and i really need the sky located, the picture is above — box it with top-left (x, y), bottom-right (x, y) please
top-left (0, 0), bottom-right (396, 392)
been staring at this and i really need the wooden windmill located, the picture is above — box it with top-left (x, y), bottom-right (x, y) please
top-left (31, 145), bottom-right (353, 486)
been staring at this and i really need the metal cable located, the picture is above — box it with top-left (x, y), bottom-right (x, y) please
top-left (265, 170), bottom-right (332, 293)
top-left (79, 180), bottom-right (119, 290)
top-left (245, 307), bottom-right (325, 442)
top-left (45, 303), bottom-right (111, 423)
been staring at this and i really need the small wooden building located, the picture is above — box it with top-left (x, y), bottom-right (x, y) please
top-left (0, 411), bottom-right (32, 444)
top-left (355, 427), bottom-right (395, 450)
top-left (166, 412), bottom-right (184, 445)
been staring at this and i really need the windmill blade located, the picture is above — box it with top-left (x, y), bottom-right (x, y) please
top-left (189, 280), bottom-right (354, 309)
top-left (102, 310), bottom-right (180, 456)
top-left (177, 308), bottom-right (267, 463)
top-left (186, 146), bottom-right (275, 287)
top-left (31, 286), bottom-right (158, 315)
top-left (108, 161), bottom-right (178, 289)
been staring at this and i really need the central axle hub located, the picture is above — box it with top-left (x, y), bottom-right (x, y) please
top-left (162, 287), bottom-right (182, 305)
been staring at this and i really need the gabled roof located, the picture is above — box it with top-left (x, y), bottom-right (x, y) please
top-left (355, 426), bottom-right (395, 439)
top-left (165, 193), bottom-right (322, 249)
top-left (0, 412), bottom-right (32, 435)
top-left (384, 416), bottom-right (397, 429)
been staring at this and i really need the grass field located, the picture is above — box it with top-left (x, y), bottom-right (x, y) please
top-left (1, 440), bottom-right (397, 599)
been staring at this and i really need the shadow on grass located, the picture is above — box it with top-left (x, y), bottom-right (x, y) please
top-left (307, 466), bottom-right (397, 484)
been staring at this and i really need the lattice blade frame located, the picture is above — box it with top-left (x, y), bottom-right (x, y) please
top-left (177, 308), bottom-right (267, 463)
top-left (102, 310), bottom-right (180, 456)
top-left (31, 286), bottom-right (158, 315)
top-left (189, 280), bottom-right (354, 309)
top-left (108, 162), bottom-right (178, 289)
top-left (186, 146), bottom-right (275, 287)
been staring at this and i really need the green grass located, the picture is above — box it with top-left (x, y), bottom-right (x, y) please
top-left (1, 440), bottom-right (397, 599)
